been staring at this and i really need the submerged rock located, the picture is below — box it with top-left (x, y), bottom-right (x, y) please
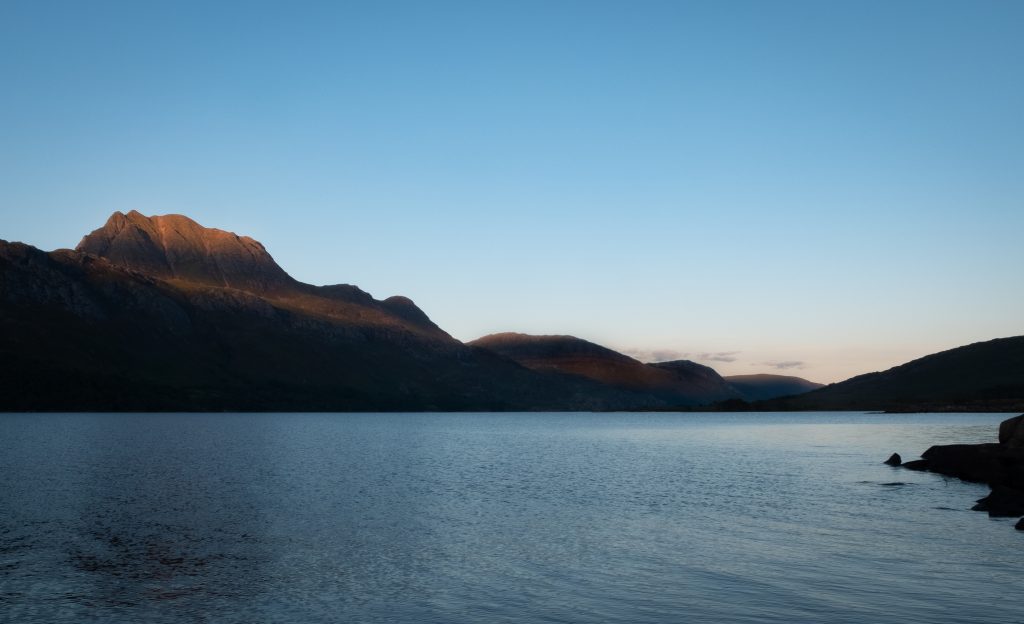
top-left (884, 453), bottom-right (902, 466)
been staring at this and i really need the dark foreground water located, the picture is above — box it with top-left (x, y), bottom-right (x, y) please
top-left (0, 412), bottom-right (1020, 623)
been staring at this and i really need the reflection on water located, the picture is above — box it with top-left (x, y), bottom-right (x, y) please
top-left (0, 412), bottom-right (1019, 623)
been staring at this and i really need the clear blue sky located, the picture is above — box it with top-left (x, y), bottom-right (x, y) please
top-left (1, 0), bottom-right (1022, 382)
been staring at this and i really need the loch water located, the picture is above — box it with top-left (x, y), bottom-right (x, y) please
top-left (0, 412), bottom-right (1020, 623)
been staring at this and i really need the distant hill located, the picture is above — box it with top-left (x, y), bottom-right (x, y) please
top-left (724, 374), bottom-right (823, 401)
top-left (469, 333), bottom-right (739, 405)
top-left (765, 337), bottom-right (1024, 411)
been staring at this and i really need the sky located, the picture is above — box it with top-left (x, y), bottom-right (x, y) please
top-left (1, 0), bottom-right (1022, 383)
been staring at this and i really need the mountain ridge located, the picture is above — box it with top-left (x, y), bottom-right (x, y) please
top-left (2, 211), bottom-right (1019, 412)
top-left (0, 213), bottom-right (676, 411)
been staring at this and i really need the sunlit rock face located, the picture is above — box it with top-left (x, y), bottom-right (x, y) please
top-left (73, 211), bottom-right (449, 342)
top-left (77, 211), bottom-right (294, 294)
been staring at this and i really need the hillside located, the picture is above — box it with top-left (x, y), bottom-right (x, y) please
top-left (766, 337), bottom-right (1024, 411)
top-left (469, 333), bottom-right (739, 405)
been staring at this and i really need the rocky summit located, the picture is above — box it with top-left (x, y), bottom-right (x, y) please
top-left (77, 211), bottom-right (295, 294)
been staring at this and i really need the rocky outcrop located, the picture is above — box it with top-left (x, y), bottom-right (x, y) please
top-left (999, 414), bottom-right (1024, 448)
top-left (893, 414), bottom-right (1024, 527)
top-left (972, 485), bottom-right (1024, 517)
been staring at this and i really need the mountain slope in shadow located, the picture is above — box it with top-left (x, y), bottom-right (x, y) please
top-left (0, 212), bottom-right (659, 411)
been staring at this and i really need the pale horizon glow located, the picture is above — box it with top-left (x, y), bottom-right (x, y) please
top-left (1, 1), bottom-right (1022, 383)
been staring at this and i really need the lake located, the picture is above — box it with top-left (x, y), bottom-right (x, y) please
top-left (0, 412), bottom-right (1020, 623)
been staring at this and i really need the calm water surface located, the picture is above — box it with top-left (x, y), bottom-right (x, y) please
top-left (0, 412), bottom-right (1020, 623)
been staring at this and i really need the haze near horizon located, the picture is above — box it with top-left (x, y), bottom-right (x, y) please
top-left (1, 1), bottom-right (1022, 383)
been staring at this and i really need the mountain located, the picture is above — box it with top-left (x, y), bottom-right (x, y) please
top-left (74, 211), bottom-right (450, 341)
top-left (0, 212), bottom-right (653, 411)
top-left (468, 333), bottom-right (739, 405)
top-left (4, 211), bottom-right (1019, 412)
top-left (724, 374), bottom-right (823, 401)
top-left (765, 337), bottom-right (1024, 411)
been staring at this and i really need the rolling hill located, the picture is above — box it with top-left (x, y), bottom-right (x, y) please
top-left (468, 332), bottom-right (741, 405)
